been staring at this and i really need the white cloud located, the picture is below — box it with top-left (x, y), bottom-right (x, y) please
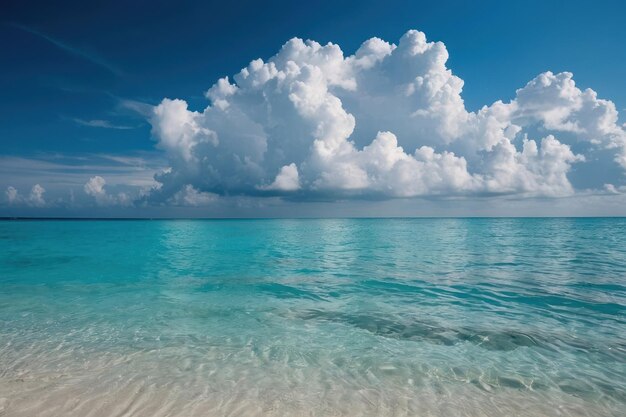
top-left (84, 176), bottom-right (132, 206)
top-left (6, 186), bottom-right (19, 204)
top-left (28, 184), bottom-right (46, 207)
top-left (171, 185), bottom-right (218, 206)
top-left (140, 30), bottom-right (625, 202)
top-left (259, 163), bottom-right (301, 192)
top-left (3, 184), bottom-right (47, 207)
top-left (151, 99), bottom-right (219, 162)
top-left (0, 154), bottom-right (161, 189)
top-left (481, 135), bottom-right (584, 197)
top-left (84, 175), bottom-right (107, 197)
top-left (73, 118), bottom-right (138, 130)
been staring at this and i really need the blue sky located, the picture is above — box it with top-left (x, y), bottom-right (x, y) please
top-left (2, 0), bottom-right (626, 217)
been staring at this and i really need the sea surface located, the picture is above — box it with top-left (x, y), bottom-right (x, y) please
top-left (0, 218), bottom-right (625, 416)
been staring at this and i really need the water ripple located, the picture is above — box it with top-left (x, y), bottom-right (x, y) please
top-left (0, 218), bottom-right (625, 416)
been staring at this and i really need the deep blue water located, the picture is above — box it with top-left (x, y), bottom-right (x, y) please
top-left (0, 219), bottom-right (625, 416)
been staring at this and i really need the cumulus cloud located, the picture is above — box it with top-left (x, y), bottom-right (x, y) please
top-left (146, 30), bottom-right (625, 202)
top-left (84, 175), bottom-right (107, 197)
top-left (5, 184), bottom-right (47, 207)
top-left (170, 185), bottom-right (218, 206)
top-left (84, 176), bottom-right (131, 206)
top-left (259, 163), bottom-right (300, 192)
top-left (5, 186), bottom-right (18, 204)
top-left (29, 184), bottom-right (46, 207)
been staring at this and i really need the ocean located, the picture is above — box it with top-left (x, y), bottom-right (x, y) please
top-left (0, 218), bottom-right (624, 416)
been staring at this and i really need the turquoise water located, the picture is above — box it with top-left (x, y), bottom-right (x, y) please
top-left (0, 218), bottom-right (625, 416)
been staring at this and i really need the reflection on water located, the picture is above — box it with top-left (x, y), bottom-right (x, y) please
top-left (0, 218), bottom-right (625, 416)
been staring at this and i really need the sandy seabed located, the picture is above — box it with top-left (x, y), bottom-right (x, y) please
top-left (0, 348), bottom-right (621, 417)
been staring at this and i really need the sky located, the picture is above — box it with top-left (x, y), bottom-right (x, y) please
top-left (1, 0), bottom-right (626, 217)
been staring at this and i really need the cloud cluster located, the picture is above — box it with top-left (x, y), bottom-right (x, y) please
top-left (84, 176), bottom-right (131, 206)
top-left (5, 184), bottom-right (47, 207)
top-left (146, 30), bottom-right (625, 202)
top-left (0, 153), bottom-right (164, 211)
top-left (170, 185), bottom-right (218, 206)
top-left (108, 31), bottom-right (626, 201)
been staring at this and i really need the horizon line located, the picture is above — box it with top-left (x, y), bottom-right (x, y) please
top-left (2, 216), bottom-right (626, 221)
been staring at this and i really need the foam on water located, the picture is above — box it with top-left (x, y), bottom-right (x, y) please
top-left (0, 219), bottom-right (625, 416)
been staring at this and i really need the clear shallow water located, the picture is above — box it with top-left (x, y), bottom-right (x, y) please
top-left (0, 218), bottom-right (625, 416)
